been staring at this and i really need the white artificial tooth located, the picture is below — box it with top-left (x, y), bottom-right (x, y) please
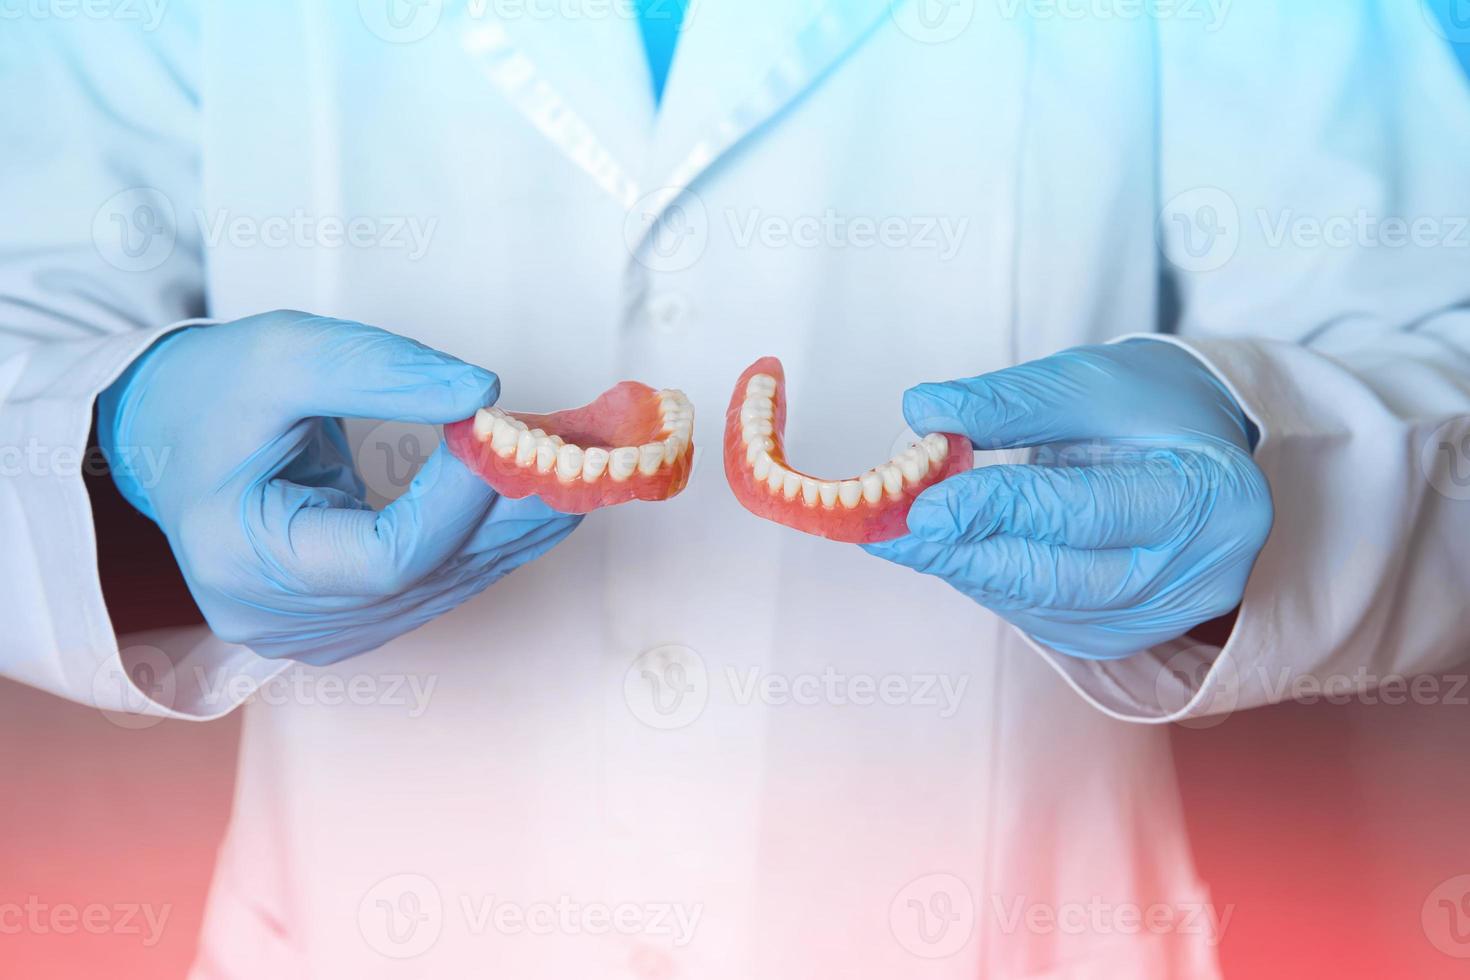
top-left (838, 480), bottom-right (863, 509)
top-left (745, 437), bottom-right (773, 465)
top-left (472, 408), bottom-right (497, 441)
top-left (515, 430), bottom-right (538, 467)
top-left (547, 434), bottom-right (565, 449)
top-left (766, 461), bottom-right (787, 494)
top-left (666, 420), bottom-right (693, 443)
top-left (662, 438), bottom-right (681, 465)
top-left (899, 446), bottom-right (929, 483)
top-left (800, 477), bottom-right (819, 506)
top-left (638, 443), bottom-right (664, 476)
top-left (609, 447), bottom-right (639, 482)
top-left (818, 481), bottom-right (839, 508)
top-left (740, 400), bottom-right (773, 424)
top-left (535, 439), bottom-right (558, 473)
top-left (753, 453), bottom-right (773, 481)
top-left (509, 416), bottom-right (528, 431)
top-left (878, 464), bottom-right (904, 498)
top-left (922, 433), bottom-right (949, 463)
top-left (491, 417), bottom-right (520, 457)
top-left (742, 419), bottom-right (774, 445)
top-left (556, 444), bottom-right (584, 481)
top-left (897, 452), bottom-right (923, 484)
top-left (582, 447), bottom-right (610, 482)
top-left (782, 471), bottom-right (801, 500)
top-left (746, 374), bottom-right (777, 398)
top-left (861, 472), bottom-right (884, 504)
top-left (530, 428), bottom-right (547, 439)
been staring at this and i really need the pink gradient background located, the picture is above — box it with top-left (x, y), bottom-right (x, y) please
top-left (4, 672), bottom-right (1469, 978)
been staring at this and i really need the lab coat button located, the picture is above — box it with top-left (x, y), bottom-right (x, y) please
top-left (645, 292), bottom-right (690, 333)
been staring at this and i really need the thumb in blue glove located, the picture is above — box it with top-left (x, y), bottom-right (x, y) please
top-left (98, 310), bottom-right (580, 665)
top-left (864, 340), bottom-right (1273, 660)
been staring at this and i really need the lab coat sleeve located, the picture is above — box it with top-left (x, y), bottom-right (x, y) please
top-left (1032, 0), bottom-right (1470, 723)
top-left (0, 13), bottom-right (281, 719)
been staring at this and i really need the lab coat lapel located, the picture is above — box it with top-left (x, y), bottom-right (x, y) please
top-left (451, 0), bottom-right (655, 208)
top-left (629, 0), bottom-right (895, 249)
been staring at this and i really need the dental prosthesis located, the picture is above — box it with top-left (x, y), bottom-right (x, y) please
top-left (446, 382), bottom-right (695, 514)
top-left (723, 357), bottom-right (974, 543)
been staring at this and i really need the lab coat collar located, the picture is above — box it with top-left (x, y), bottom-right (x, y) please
top-left (452, 0), bottom-right (656, 208)
top-left (451, 0), bottom-right (895, 227)
top-left (631, 0), bottom-right (896, 253)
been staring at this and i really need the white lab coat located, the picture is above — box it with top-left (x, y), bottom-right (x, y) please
top-left (3, 1), bottom-right (1469, 977)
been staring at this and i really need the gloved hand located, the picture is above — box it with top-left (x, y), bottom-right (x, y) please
top-left (864, 340), bottom-right (1273, 660)
top-left (97, 311), bottom-right (580, 666)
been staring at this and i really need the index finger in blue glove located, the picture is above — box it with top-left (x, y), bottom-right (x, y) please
top-left (901, 353), bottom-right (1104, 450)
top-left (907, 452), bottom-right (1221, 550)
top-left (250, 313), bottom-right (501, 425)
top-left (902, 341), bottom-right (1253, 451)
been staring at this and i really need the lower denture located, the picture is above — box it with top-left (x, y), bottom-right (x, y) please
top-left (722, 356), bottom-right (973, 543)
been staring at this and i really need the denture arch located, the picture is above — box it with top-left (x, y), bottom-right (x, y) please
top-left (723, 356), bottom-right (973, 543)
top-left (446, 381), bottom-right (695, 514)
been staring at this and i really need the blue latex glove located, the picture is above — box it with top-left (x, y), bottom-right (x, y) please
top-left (97, 311), bottom-right (580, 666)
top-left (864, 340), bottom-right (1273, 660)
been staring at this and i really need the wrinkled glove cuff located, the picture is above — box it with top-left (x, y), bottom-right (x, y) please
top-left (96, 325), bottom-right (197, 522)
